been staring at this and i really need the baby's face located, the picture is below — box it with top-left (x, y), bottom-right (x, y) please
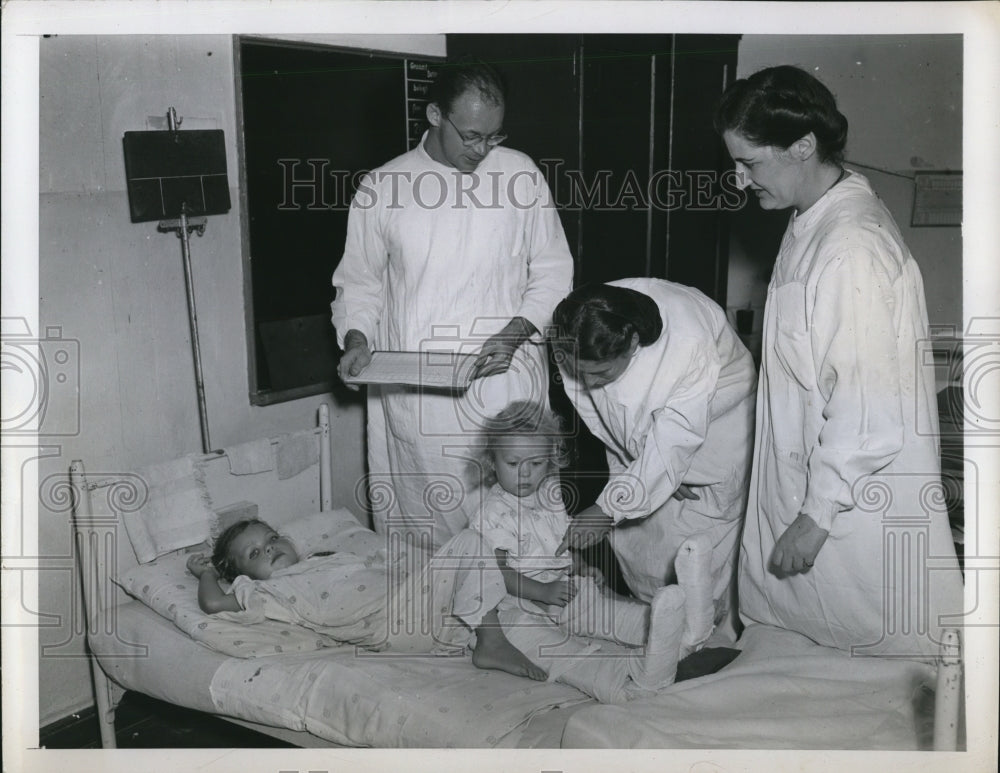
top-left (492, 435), bottom-right (551, 498)
top-left (229, 522), bottom-right (299, 579)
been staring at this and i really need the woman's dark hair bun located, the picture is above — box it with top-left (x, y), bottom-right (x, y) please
top-left (551, 283), bottom-right (662, 362)
top-left (714, 65), bottom-right (848, 164)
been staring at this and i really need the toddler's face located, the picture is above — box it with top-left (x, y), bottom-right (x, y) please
top-left (492, 435), bottom-right (551, 498)
top-left (229, 522), bottom-right (299, 579)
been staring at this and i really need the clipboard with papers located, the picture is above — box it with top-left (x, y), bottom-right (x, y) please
top-left (342, 350), bottom-right (479, 389)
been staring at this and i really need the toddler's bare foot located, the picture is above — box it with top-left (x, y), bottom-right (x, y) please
top-left (472, 627), bottom-right (547, 681)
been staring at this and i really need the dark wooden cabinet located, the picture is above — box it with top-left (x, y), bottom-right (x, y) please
top-left (663, 35), bottom-right (742, 300)
top-left (448, 33), bottom-right (740, 302)
top-left (578, 35), bottom-right (666, 283)
top-left (447, 35), bottom-right (584, 265)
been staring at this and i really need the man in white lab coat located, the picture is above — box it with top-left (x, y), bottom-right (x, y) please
top-left (333, 59), bottom-right (573, 551)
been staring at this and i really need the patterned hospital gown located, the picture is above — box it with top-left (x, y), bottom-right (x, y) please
top-left (221, 530), bottom-right (507, 655)
top-left (478, 482), bottom-right (573, 585)
top-left (478, 482), bottom-right (649, 649)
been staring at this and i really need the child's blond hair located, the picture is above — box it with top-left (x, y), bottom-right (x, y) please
top-left (473, 400), bottom-right (573, 488)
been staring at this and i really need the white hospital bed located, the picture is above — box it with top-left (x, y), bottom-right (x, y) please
top-left (69, 404), bottom-right (963, 749)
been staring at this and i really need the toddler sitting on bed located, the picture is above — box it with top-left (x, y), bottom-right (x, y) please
top-left (469, 401), bottom-right (717, 702)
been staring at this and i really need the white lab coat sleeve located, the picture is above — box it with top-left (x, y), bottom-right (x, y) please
top-left (330, 173), bottom-right (388, 349)
top-left (801, 250), bottom-right (905, 532)
top-left (597, 344), bottom-right (718, 522)
top-left (513, 169), bottom-right (574, 336)
top-left (605, 449), bottom-right (627, 476)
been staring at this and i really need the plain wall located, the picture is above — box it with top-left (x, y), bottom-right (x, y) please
top-left (726, 34), bottom-right (963, 340)
top-left (37, 32), bottom-right (445, 728)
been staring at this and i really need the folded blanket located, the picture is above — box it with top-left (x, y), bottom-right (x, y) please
top-left (226, 438), bottom-right (274, 476)
top-left (123, 456), bottom-right (214, 563)
top-left (276, 433), bottom-right (319, 480)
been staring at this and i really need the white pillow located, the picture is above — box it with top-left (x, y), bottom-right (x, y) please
top-left (116, 508), bottom-right (383, 658)
top-left (282, 508), bottom-right (383, 560)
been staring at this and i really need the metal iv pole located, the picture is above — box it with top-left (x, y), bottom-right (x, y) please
top-left (156, 107), bottom-right (213, 453)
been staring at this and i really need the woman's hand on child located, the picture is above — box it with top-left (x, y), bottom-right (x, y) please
top-left (186, 554), bottom-right (216, 578)
top-left (557, 507), bottom-right (614, 554)
top-left (570, 550), bottom-right (606, 587)
top-left (575, 563), bottom-right (606, 588)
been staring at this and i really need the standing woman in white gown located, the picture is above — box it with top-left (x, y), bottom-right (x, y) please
top-left (715, 65), bottom-right (963, 657)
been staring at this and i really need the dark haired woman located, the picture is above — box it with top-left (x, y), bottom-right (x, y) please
top-left (552, 278), bottom-right (757, 647)
top-left (716, 65), bottom-right (962, 657)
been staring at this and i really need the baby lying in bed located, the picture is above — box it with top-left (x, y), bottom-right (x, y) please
top-left (187, 517), bottom-right (688, 703)
top-left (186, 518), bottom-right (483, 655)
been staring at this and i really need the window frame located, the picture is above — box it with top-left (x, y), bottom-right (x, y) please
top-left (233, 34), bottom-right (445, 405)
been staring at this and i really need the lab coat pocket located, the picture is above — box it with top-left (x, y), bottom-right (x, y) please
top-left (771, 281), bottom-right (816, 391)
top-left (762, 447), bottom-right (808, 529)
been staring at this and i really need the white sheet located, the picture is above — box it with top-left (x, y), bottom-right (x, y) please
top-left (210, 647), bottom-right (590, 747)
top-left (93, 599), bottom-right (585, 748)
top-left (561, 623), bottom-right (936, 749)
